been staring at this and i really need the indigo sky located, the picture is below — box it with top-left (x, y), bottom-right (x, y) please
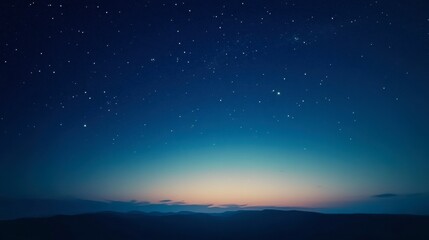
top-left (1, 0), bottom-right (428, 214)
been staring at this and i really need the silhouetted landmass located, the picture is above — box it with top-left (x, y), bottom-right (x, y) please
top-left (0, 210), bottom-right (428, 239)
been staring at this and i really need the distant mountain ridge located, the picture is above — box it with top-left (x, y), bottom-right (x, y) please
top-left (1, 210), bottom-right (428, 239)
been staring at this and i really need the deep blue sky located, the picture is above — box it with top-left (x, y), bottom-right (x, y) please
top-left (0, 0), bottom-right (428, 214)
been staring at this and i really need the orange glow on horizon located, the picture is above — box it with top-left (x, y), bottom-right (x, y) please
top-left (134, 170), bottom-right (351, 207)
top-left (75, 147), bottom-right (376, 208)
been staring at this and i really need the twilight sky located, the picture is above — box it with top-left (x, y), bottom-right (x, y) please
top-left (1, 0), bottom-right (429, 214)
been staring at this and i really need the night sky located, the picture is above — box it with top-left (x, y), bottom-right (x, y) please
top-left (1, 0), bottom-right (429, 214)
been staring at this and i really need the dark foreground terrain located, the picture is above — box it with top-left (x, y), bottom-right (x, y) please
top-left (0, 210), bottom-right (428, 240)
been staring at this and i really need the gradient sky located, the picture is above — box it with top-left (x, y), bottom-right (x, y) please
top-left (1, 0), bottom-right (429, 213)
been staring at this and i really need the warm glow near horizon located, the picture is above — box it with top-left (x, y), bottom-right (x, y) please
top-left (71, 147), bottom-right (382, 207)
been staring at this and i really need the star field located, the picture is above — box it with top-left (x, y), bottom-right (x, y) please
top-left (0, 0), bottom-right (428, 212)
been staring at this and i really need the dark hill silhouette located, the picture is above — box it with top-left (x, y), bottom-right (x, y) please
top-left (0, 210), bottom-right (428, 239)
